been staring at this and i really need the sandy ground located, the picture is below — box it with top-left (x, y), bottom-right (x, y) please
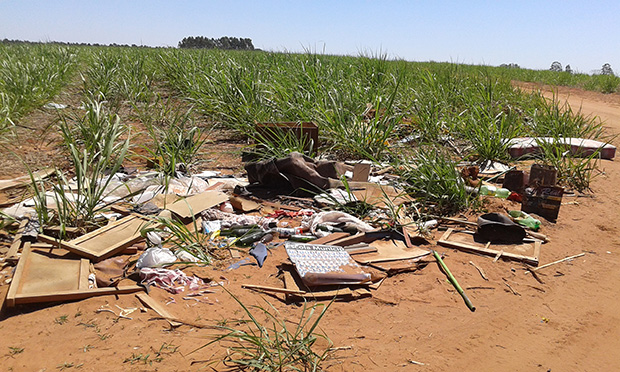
top-left (1, 84), bottom-right (619, 371)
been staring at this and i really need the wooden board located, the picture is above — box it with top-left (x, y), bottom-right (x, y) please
top-left (437, 228), bottom-right (541, 266)
top-left (307, 232), bottom-right (351, 245)
top-left (6, 245), bottom-right (143, 306)
top-left (283, 270), bottom-right (352, 300)
top-left (353, 239), bottom-right (431, 264)
top-left (39, 215), bottom-right (147, 261)
top-left (6, 218), bottom-right (28, 261)
top-left (165, 191), bottom-right (228, 218)
top-left (0, 168), bottom-right (54, 191)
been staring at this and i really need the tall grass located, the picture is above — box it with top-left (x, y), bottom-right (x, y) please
top-left (0, 44), bottom-right (78, 136)
top-left (195, 289), bottom-right (333, 371)
top-left (6, 44), bottom-right (612, 215)
top-left (31, 99), bottom-right (129, 235)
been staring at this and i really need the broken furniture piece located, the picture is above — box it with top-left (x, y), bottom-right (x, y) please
top-left (6, 245), bottom-right (142, 307)
top-left (38, 215), bottom-right (148, 261)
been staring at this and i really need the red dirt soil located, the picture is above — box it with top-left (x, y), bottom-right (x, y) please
top-left (1, 84), bottom-right (620, 371)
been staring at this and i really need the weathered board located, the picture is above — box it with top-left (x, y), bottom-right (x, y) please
top-left (39, 215), bottom-right (147, 261)
top-left (437, 228), bottom-right (541, 266)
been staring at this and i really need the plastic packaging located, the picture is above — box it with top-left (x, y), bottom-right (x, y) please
top-left (289, 234), bottom-right (317, 242)
top-left (220, 201), bottom-right (234, 213)
top-left (136, 247), bottom-right (177, 269)
top-left (273, 227), bottom-right (303, 237)
top-left (480, 185), bottom-right (497, 196)
top-left (495, 188), bottom-right (510, 199)
top-left (508, 210), bottom-right (541, 231)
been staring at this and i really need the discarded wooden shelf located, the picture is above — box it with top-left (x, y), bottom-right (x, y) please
top-left (38, 215), bottom-right (148, 261)
top-left (437, 228), bottom-right (540, 266)
top-left (6, 245), bottom-right (143, 307)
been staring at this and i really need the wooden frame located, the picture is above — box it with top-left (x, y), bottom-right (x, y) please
top-left (38, 215), bottom-right (147, 261)
top-left (6, 245), bottom-right (142, 307)
top-left (437, 228), bottom-right (541, 266)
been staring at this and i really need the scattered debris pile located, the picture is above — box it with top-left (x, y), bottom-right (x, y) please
top-left (0, 149), bottom-right (592, 320)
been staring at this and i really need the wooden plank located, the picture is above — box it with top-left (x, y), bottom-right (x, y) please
top-left (0, 168), bottom-right (54, 192)
top-left (135, 293), bottom-right (181, 327)
top-left (39, 216), bottom-right (147, 261)
top-left (6, 240), bottom-right (33, 307)
top-left (307, 232), bottom-right (350, 245)
top-left (438, 228), bottom-right (539, 266)
top-left (6, 218), bottom-right (28, 260)
top-left (12, 286), bottom-right (144, 305)
top-left (283, 270), bottom-right (352, 300)
top-left (353, 240), bottom-right (430, 264)
top-left (328, 233), bottom-right (367, 247)
top-left (79, 259), bottom-right (90, 290)
top-left (242, 284), bottom-right (306, 295)
top-left (6, 241), bottom-right (30, 265)
top-left (70, 215), bottom-right (140, 245)
top-left (38, 234), bottom-right (99, 260)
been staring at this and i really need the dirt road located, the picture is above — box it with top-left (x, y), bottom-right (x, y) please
top-left (0, 85), bottom-right (619, 371)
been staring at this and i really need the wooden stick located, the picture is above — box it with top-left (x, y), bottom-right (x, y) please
top-left (469, 261), bottom-right (488, 281)
top-left (532, 253), bottom-right (585, 272)
top-left (493, 250), bottom-right (503, 262)
top-left (241, 284), bottom-right (306, 295)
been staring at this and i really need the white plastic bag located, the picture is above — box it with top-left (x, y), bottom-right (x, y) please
top-left (136, 247), bottom-right (177, 269)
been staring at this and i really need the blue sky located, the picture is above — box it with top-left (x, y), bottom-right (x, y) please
top-left (0, 0), bottom-right (618, 73)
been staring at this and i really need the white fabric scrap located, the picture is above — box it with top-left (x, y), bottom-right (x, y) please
top-left (139, 267), bottom-right (205, 294)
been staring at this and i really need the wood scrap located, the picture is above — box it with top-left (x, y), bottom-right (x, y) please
top-left (308, 232), bottom-right (351, 245)
top-left (6, 217), bottom-right (28, 261)
top-left (135, 293), bottom-right (182, 327)
top-left (0, 168), bottom-right (54, 192)
top-left (353, 239), bottom-right (430, 264)
top-left (503, 280), bottom-right (521, 296)
top-left (532, 253), bottom-right (585, 272)
top-left (438, 228), bottom-right (540, 266)
top-left (38, 215), bottom-right (147, 261)
top-left (241, 284), bottom-right (307, 295)
top-left (329, 233), bottom-right (367, 247)
top-left (469, 261), bottom-right (488, 280)
top-left (283, 270), bottom-right (353, 300)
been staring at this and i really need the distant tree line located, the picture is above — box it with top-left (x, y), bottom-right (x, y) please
top-left (178, 36), bottom-right (255, 50)
top-left (0, 38), bottom-right (169, 48)
top-left (550, 61), bottom-right (614, 76)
